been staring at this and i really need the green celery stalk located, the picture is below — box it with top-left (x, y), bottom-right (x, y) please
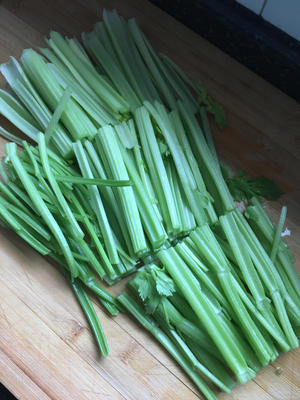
top-left (6, 142), bottom-right (78, 279)
top-left (55, 175), bottom-right (131, 187)
top-left (117, 135), bottom-right (167, 249)
top-left (128, 18), bottom-right (176, 108)
top-left (96, 125), bottom-right (147, 255)
top-left (38, 133), bottom-right (84, 241)
top-left (186, 338), bottom-right (235, 391)
top-left (146, 101), bottom-right (214, 226)
top-left (158, 247), bottom-right (254, 383)
top-left (84, 139), bottom-right (134, 257)
top-left (270, 206), bottom-right (287, 263)
top-left (71, 279), bottom-right (109, 356)
top-left (0, 201), bottom-right (51, 255)
top-left (44, 86), bottom-right (73, 144)
top-left (47, 61), bottom-right (118, 125)
top-left (69, 192), bottom-right (116, 280)
top-left (82, 31), bottom-right (140, 110)
top-left (73, 140), bottom-right (119, 265)
top-left (0, 196), bottom-right (50, 240)
top-left (0, 90), bottom-right (40, 142)
top-left (178, 100), bottom-right (234, 214)
top-left (21, 49), bottom-right (97, 140)
top-left (233, 209), bottom-right (299, 348)
top-left (48, 31), bottom-right (129, 115)
top-left (118, 292), bottom-right (219, 400)
top-left (135, 106), bottom-right (181, 235)
top-left (102, 10), bottom-right (158, 104)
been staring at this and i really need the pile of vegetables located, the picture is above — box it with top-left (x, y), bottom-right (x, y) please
top-left (0, 9), bottom-right (299, 400)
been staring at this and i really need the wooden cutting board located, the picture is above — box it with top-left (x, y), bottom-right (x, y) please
top-left (0, 1), bottom-right (299, 399)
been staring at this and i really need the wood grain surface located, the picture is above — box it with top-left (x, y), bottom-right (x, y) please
top-left (0, 1), bottom-right (299, 399)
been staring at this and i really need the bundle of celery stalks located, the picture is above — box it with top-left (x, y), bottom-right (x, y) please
top-left (0, 10), bottom-right (299, 400)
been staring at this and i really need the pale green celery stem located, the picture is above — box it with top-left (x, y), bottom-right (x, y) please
top-left (71, 279), bottom-right (109, 356)
top-left (217, 270), bottom-right (272, 365)
top-left (6, 142), bottom-right (78, 278)
top-left (131, 139), bottom-right (163, 224)
top-left (84, 139), bottom-right (134, 256)
top-left (114, 118), bottom-right (137, 149)
top-left (236, 206), bottom-right (300, 311)
top-left (175, 170), bottom-right (196, 233)
top-left (169, 109), bottom-right (205, 191)
top-left (233, 209), bottom-right (299, 348)
top-left (118, 292), bottom-right (219, 400)
top-left (134, 110), bottom-right (171, 231)
top-left (93, 21), bottom-right (121, 66)
top-left (270, 206), bottom-right (287, 263)
top-left (248, 197), bottom-right (300, 297)
top-left (0, 87), bottom-right (40, 128)
top-left (148, 49), bottom-right (197, 111)
top-left (72, 238), bottom-right (106, 279)
top-left (86, 144), bottom-right (133, 255)
top-left (52, 253), bottom-right (118, 315)
top-left (54, 176), bottom-right (130, 187)
top-left (149, 296), bottom-right (223, 361)
top-left (189, 228), bottom-right (274, 365)
top-left (169, 109), bottom-right (217, 224)
top-left (48, 31), bottom-right (129, 114)
top-left (45, 86), bottom-right (73, 144)
top-left (73, 141), bottom-right (119, 265)
top-left (38, 133), bottom-right (84, 241)
top-left (0, 160), bottom-right (9, 183)
top-left (0, 56), bottom-right (49, 113)
top-left (158, 247), bottom-right (253, 383)
top-left (46, 53), bottom-right (118, 124)
top-left (0, 181), bottom-right (29, 213)
top-left (168, 329), bottom-right (232, 393)
top-left (168, 162), bottom-right (189, 233)
top-left (11, 78), bottom-right (73, 158)
top-left (67, 38), bottom-right (95, 67)
top-left (175, 242), bottom-right (232, 313)
top-left (237, 206), bottom-right (300, 322)
top-left (158, 53), bottom-right (195, 89)
top-left (138, 30), bottom-right (198, 114)
top-left (146, 101), bottom-right (212, 226)
top-left (43, 39), bottom-right (97, 101)
top-left (216, 308), bottom-right (262, 372)
top-left (0, 126), bottom-right (23, 146)
top-left (41, 44), bottom-right (119, 121)
top-left (69, 192), bottom-right (116, 280)
top-left (219, 213), bottom-right (270, 313)
top-left (0, 90), bottom-right (39, 141)
top-left (7, 181), bottom-right (37, 213)
top-left (102, 10), bottom-right (157, 103)
top-left (128, 18), bottom-right (176, 109)
top-left (21, 49), bottom-right (97, 140)
top-left (199, 106), bottom-right (219, 166)
top-left (0, 202), bottom-right (51, 255)
top-left (0, 196), bottom-right (50, 240)
top-left (178, 101), bottom-right (234, 214)
top-left (165, 159), bottom-right (183, 236)
top-left (135, 107), bottom-right (181, 234)
top-left (159, 53), bottom-right (198, 110)
top-left (118, 141), bottom-right (167, 249)
top-left (82, 31), bottom-right (140, 110)
top-left (231, 277), bottom-right (290, 351)
top-left (97, 126), bottom-right (147, 255)
top-left (186, 338), bottom-right (236, 391)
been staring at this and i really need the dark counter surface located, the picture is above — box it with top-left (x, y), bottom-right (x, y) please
top-left (149, 0), bottom-right (300, 102)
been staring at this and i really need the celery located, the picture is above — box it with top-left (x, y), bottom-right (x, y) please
top-left (73, 141), bottom-right (119, 265)
top-left (96, 125), bottom-right (147, 256)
